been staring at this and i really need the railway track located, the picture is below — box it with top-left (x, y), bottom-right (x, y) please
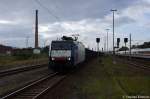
top-left (0, 64), bottom-right (47, 78)
top-left (116, 57), bottom-right (150, 72)
top-left (127, 62), bottom-right (150, 71)
top-left (1, 72), bottom-right (66, 99)
top-left (117, 55), bottom-right (150, 64)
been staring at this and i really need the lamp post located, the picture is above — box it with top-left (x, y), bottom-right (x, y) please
top-left (110, 9), bottom-right (117, 55)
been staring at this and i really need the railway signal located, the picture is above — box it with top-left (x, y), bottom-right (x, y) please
top-left (124, 38), bottom-right (128, 43)
top-left (96, 38), bottom-right (100, 43)
top-left (117, 38), bottom-right (120, 48)
top-left (124, 38), bottom-right (128, 54)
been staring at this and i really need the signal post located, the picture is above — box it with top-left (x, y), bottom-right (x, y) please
top-left (96, 38), bottom-right (100, 56)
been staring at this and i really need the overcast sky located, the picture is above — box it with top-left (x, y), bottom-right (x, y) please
top-left (0, 0), bottom-right (150, 50)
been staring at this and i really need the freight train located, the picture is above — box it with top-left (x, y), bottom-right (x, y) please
top-left (49, 40), bottom-right (85, 71)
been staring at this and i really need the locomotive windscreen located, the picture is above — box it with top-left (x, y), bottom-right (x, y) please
top-left (50, 41), bottom-right (74, 58)
top-left (51, 41), bottom-right (73, 50)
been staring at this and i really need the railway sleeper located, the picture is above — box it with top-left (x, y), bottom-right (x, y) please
top-left (23, 90), bottom-right (45, 94)
top-left (19, 93), bottom-right (38, 96)
top-left (15, 96), bottom-right (34, 99)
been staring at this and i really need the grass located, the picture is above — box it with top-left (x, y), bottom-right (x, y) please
top-left (67, 57), bottom-right (126, 99)
top-left (102, 56), bottom-right (150, 96)
top-left (66, 56), bottom-right (150, 99)
top-left (117, 77), bottom-right (150, 95)
top-left (0, 53), bottom-right (48, 70)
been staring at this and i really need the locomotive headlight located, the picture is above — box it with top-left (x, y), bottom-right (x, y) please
top-left (51, 57), bottom-right (55, 60)
top-left (67, 57), bottom-right (71, 60)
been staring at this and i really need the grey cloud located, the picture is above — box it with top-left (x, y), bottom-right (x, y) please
top-left (44, 0), bottom-right (138, 21)
top-left (116, 16), bottom-right (136, 27)
top-left (0, 0), bottom-right (137, 21)
top-left (0, 24), bottom-right (33, 38)
top-left (0, 0), bottom-right (139, 47)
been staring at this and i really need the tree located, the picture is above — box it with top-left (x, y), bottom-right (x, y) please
top-left (132, 41), bottom-right (150, 49)
top-left (118, 46), bottom-right (129, 51)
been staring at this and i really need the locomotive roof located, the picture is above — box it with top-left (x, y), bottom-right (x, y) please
top-left (51, 40), bottom-right (85, 48)
top-left (52, 40), bottom-right (74, 42)
top-left (52, 40), bottom-right (82, 44)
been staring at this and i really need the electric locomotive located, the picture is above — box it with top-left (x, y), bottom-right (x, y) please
top-left (49, 38), bottom-right (85, 71)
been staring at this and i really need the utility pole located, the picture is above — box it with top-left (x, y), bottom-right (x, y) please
top-left (124, 38), bottom-right (128, 55)
top-left (106, 29), bottom-right (110, 53)
top-left (97, 42), bottom-right (99, 53)
top-left (35, 10), bottom-right (39, 48)
top-left (104, 36), bottom-right (106, 52)
top-left (111, 9), bottom-right (117, 55)
top-left (26, 36), bottom-right (29, 48)
top-left (129, 34), bottom-right (131, 56)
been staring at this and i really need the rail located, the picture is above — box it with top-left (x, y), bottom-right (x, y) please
top-left (1, 72), bottom-right (66, 99)
top-left (0, 63), bottom-right (47, 77)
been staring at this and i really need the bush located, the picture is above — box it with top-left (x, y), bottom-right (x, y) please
top-left (13, 53), bottom-right (33, 60)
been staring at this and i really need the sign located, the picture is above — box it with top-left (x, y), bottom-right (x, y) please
top-left (33, 49), bottom-right (41, 54)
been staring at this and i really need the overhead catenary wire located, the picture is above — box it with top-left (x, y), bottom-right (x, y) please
top-left (33, 0), bottom-right (75, 35)
top-left (34, 0), bottom-right (60, 21)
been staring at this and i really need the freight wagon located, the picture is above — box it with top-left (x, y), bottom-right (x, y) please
top-left (49, 40), bottom-right (85, 71)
